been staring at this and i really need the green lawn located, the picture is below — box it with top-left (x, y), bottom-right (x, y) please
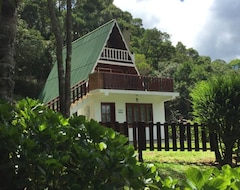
top-left (142, 150), bottom-right (217, 180)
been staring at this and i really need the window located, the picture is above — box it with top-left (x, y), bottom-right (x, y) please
top-left (126, 103), bottom-right (153, 123)
top-left (101, 103), bottom-right (115, 123)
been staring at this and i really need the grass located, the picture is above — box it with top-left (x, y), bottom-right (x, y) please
top-left (142, 150), bottom-right (217, 180)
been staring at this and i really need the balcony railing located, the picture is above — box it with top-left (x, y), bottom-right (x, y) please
top-left (89, 72), bottom-right (174, 92)
top-left (47, 80), bottom-right (89, 112)
top-left (47, 72), bottom-right (174, 112)
top-left (100, 47), bottom-right (133, 63)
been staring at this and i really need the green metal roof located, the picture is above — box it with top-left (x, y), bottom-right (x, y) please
top-left (39, 20), bottom-right (117, 103)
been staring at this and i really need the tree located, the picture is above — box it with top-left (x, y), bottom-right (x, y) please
top-left (47, 0), bottom-right (72, 117)
top-left (135, 54), bottom-right (151, 75)
top-left (229, 59), bottom-right (240, 72)
top-left (15, 20), bottom-right (48, 80)
top-left (47, 0), bottom-right (66, 115)
top-left (65, 0), bottom-right (72, 117)
top-left (0, 0), bottom-right (20, 102)
top-left (139, 28), bottom-right (175, 70)
top-left (190, 73), bottom-right (240, 166)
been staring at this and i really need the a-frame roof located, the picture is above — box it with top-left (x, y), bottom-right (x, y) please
top-left (39, 19), bottom-right (130, 103)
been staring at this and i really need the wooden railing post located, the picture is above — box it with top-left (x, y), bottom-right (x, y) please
top-left (123, 122), bottom-right (129, 145)
top-left (149, 122), bottom-right (154, 151)
top-left (138, 122), bottom-right (146, 162)
top-left (201, 125), bottom-right (207, 151)
top-left (172, 123), bottom-right (177, 151)
top-left (156, 122), bottom-right (162, 151)
top-left (194, 123), bottom-right (200, 151)
top-left (133, 122), bottom-right (137, 150)
top-left (164, 123), bottom-right (169, 151)
top-left (186, 123), bottom-right (192, 151)
top-left (179, 123), bottom-right (185, 151)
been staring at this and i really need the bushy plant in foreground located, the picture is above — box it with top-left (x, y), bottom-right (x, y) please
top-left (1, 98), bottom-right (240, 189)
top-left (183, 164), bottom-right (240, 190)
top-left (0, 98), bottom-right (165, 189)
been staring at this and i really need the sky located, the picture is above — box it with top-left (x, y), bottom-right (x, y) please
top-left (113, 0), bottom-right (240, 62)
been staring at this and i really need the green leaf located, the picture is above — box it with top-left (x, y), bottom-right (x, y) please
top-left (98, 142), bottom-right (107, 151)
top-left (185, 167), bottom-right (205, 189)
top-left (207, 178), bottom-right (228, 189)
top-left (39, 123), bottom-right (47, 131)
top-left (23, 138), bottom-right (36, 150)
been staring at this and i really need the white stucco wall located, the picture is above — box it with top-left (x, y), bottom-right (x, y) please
top-left (74, 89), bottom-right (179, 141)
top-left (84, 92), bottom-right (167, 123)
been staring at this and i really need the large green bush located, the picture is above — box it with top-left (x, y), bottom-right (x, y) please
top-left (0, 98), bottom-right (164, 189)
top-left (1, 98), bottom-right (240, 189)
top-left (190, 73), bottom-right (240, 166)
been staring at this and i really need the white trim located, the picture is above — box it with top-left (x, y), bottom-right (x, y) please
top-left (97, 60), bottom-right (136, 67)
top-left (90, 89), bottom-right (179, 100)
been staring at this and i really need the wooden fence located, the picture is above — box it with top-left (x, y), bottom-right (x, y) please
top-left (101, 122), bottom-right (217, 162)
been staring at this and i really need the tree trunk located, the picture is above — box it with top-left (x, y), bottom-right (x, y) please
top-left (223, 141), bottom-right (234, 166)
top-left (47, 0), bottom-right (65, 115)
top-left (212, 135), bottom-right (223, 165)
top-left (65, 0), bottom-right (72, 117)
top-left (0, 0), bottom-right (19, 102)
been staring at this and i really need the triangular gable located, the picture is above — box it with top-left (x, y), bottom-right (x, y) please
top-left (39, 20), bottom-right (116, 103)
top-left (92, 22), bottom-right (139, 75)
top-left (99, 24), bottom-right (134, 64)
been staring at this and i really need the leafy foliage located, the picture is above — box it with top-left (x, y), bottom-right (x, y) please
top-left (190, 73), bottom-right (240, 166)
top-left (183, 165), bottom-right (240, 190)
top-left (1, 99), bottom-right (240, 189)
top-left (0, 98), bottom-right (174, 189)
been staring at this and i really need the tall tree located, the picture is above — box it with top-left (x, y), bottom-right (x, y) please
top-left (47, 0), bottom-right (66, 115)
top-left (65, 0), bottom-right (72, 117)
top-left (139, 28), bottom-right (175, 70)
top-left (47, 0), bottom-right (72, 117)
top-left (0, 0), bottom-right (20, 102)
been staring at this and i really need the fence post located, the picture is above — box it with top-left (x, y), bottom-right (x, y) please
top-left (121, 122), bottom-right (129, 145)
top-left (123, 122), bottom-right (129, 139)
top-left (114, 122), bottom-right (120, 132)
top-left (164, 123), bottom-right (169, 151)
top-left (186, 123), bottom-right (192, 151)
top-left (179, 123), bottom-right (185, 151)
top-left (194, 123), bottom-right (200, 151)
top-left (149, 122), bottom-right (154, 151)
top-left (172, 123), bottom-right (177, 151)
top-left (133, 122), bottom-right (137, 150)
top-left (201, 125), bottom-right (207, 151)
top-left (157, 122), bottom-right (162, 151)
top-left (138, 122), bottom-right (146, 162)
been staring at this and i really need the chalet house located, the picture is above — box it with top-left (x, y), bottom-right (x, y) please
top-left (39, 20), bottom-right (179, 132)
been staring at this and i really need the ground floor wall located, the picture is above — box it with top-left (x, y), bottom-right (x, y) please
top-left (76, 91), bottom-right (175, 140)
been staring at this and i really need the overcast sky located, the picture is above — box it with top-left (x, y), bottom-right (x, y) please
top-left (113, 0), bottom-right (240, 62)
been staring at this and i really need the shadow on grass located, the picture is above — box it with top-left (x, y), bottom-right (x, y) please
top-left (145, 160), bottom-right (218, 180)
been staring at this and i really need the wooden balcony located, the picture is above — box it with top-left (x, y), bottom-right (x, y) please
top-left (89, 72), bottom-right (174, 92)
top-left (100, 47), bottom-right (134, 63)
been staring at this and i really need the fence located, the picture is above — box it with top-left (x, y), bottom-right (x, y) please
top-left (101, 122), bottom-right (217, 162)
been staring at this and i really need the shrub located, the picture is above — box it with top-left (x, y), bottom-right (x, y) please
top-left (190, 73), bottom-right (240, 166)
top-left (1, 98), bottom-right (240, 189)
top-left (183, 165), bottom-right (240, 189)
top-left (0, 98), bottom-right (164, 189)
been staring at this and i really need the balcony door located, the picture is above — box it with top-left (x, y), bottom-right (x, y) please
top-left (126, 103), bottom-right (153, 123)
top-left (101, 103), bottom-right (116, 123)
